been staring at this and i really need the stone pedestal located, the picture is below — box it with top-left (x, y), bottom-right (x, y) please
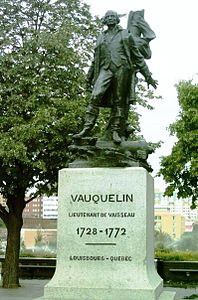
top-left (37, 167), bottom-right (176, 300)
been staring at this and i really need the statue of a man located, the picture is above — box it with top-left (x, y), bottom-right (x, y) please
top-left (74, 10), bottom-right (157, 143)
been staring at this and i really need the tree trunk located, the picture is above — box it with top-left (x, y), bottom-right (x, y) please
top-left (2, 205), bottom-right (24, 288)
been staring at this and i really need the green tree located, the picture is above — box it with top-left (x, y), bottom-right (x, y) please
top-left (159, 80), bottom-right (198, 208)
top-left (154, 230), bottom-right (173, 250)
top-left (174, 223), bottom-right (198, 252)
top-left (0, 0), bottom-right (99, 288)
top-left (35, 230), bottom-right (43, 246)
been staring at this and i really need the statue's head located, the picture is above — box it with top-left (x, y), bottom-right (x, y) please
top-left (102, 10), bottom-right (120, 26)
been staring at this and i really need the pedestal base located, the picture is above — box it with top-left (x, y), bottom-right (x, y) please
top-left (35, 168), bottom-right (176, 300)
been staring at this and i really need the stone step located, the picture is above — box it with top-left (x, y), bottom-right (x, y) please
top-left (158, 291), bottom-right (176, 300)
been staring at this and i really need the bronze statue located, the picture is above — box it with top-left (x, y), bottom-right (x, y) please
top-left (74, 10), bottom-right (157, 144)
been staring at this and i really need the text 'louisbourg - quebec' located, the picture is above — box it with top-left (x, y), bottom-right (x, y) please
top-left (70, 194), bottom-right (134, 204)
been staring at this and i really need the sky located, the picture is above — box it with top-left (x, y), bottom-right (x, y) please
top-left (84, 0), bottom-right (198, 191)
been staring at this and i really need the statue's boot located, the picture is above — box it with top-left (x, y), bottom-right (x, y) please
top-left (73, 105), bottom-right (99, 139)
top-left (125, 122), bottom-right (135, 139)
top-left (73, 126), bottom-right (91, 138)
top-left (111, 106), bottom-right (125, 144)
top-left (112, 130), bottom-right (122, 144)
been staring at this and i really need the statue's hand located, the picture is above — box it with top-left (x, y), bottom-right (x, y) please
top-left (141, 66), bottom-right (158, 89)
top-left (147, 77), bottom-right (158, 89)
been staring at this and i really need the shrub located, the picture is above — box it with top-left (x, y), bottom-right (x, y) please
top-left (155, 249), bottom-right (198, 261)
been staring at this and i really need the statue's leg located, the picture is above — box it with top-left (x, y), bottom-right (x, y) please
top-left (110, 106), bottom-right (125, 143)
top-left (124, 70), bottom-right (138, 139)
top-left (73, 104), bottom-right (99, 138)
top-left (73, 68), bottom-right (112, 139)
top-left (110, 65), bottom-right (131, 142)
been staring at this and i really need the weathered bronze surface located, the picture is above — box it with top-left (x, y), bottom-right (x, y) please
top-left (69, 138), bottom-right (154, 172)
top-left (71, 10), bottom-right (157, 170)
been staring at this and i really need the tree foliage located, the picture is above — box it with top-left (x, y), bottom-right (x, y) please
top-left (159, 80), bottom-right (198, 208)
top-left (0, 0), bottom-right (99, 203)
top-left (154, 229), bottom-right (173, 250)
top-left (0, 0), bottom-right (99, 287)
top-left (172, 223), bottom-right (198, 252)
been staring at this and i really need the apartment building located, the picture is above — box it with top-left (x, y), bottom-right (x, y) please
top-left (154, 191), bottom-right (197, 237)
top-left (154, 211), bottom-right (185, 239)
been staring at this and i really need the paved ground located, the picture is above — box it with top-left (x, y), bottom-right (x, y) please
top-left (0, 279), bottom-right (48, 300)
top-left (0, 279), bottom-right (198, 299)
